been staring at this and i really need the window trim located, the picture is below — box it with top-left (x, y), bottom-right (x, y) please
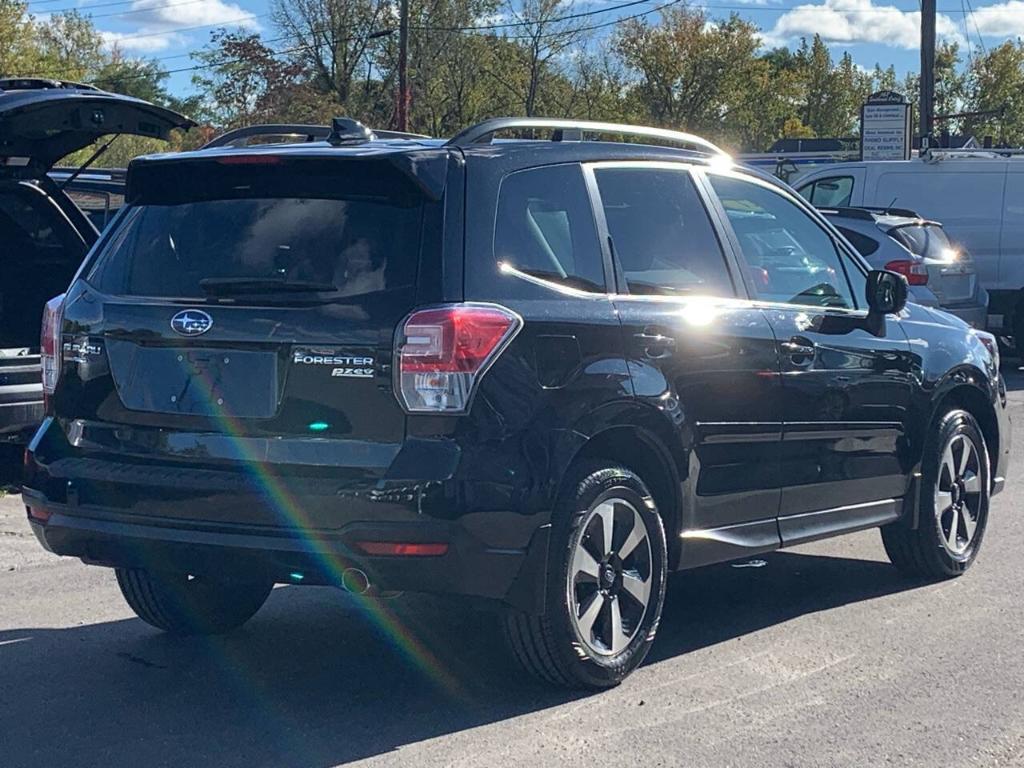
top-left (582, 160), bottom-right (744, 300)
top-left (699, 167), bottom-right (870, 315)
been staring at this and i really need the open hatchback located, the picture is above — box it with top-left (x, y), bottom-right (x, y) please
top-left (0, 77), bottom-right (193, 444)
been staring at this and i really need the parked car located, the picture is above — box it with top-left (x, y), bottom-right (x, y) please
top-left (792, 151), bottom-right (1024, 341)
top-left (819, 206), bottom-right (988, 328)
top-left (25, 118), bottom-right (1010, 689)
top-left (47, 167), bottom-right (126, 232)
top-left (0, 77), bottom-right (192, 444)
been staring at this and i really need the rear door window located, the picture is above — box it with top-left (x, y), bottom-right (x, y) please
top-left (493, 164), bottom-right (605, 292)
top-left (593, 166), bottom-right (734, 297)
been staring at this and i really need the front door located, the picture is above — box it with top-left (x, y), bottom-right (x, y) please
top-left (589, 162), bottom-right (784, 566)
top-left (705, 171), bottom-right (916, 544)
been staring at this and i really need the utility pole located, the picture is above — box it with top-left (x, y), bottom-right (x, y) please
top-left (397, 0), bottom-right (410, 131)
top-left (920, 0), bottom-right (936, 148)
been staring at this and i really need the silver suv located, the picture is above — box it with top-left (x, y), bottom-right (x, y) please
top-left (821, 206), bottom-right (988, 328)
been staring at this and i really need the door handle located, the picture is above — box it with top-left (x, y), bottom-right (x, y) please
top-left (635, 329), bottom-right (676, 359)
top-left (780, 337), bottom-right (816, 364)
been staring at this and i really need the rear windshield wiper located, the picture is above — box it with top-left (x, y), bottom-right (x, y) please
top-left (199, 277), bottom-right (339, 296)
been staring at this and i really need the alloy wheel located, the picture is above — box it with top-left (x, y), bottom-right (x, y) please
top-left (935, 432), bottom-right (983, 556)
top-left (567, 497), bottom-right (653, 656)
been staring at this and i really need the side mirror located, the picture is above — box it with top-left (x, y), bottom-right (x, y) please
top-left (866, 269), bottom-right (908, 315)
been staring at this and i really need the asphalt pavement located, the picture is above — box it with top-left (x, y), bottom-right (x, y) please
top-left (3, 376), bottom-right (1024, 768)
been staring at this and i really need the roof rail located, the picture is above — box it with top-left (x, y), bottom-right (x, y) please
top-left (445, 118), bottom-right (728, 156)
top-left (201, 122), bottom-right (430, 149)
top-left (0, 77), bottom-right (99, 92)
top-left (923, 147), bottom-right (1024, 161)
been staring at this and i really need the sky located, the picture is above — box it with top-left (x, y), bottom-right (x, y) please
top-left (26, 0), bottom-right (1024, 96)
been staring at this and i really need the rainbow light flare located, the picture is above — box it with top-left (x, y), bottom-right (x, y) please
top-left (154, 356), bottom-right (465, 697)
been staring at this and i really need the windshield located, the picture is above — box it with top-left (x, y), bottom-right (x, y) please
top-left (888, 223), bottom-right (959, 262)
top-left (86, 196), bottom-right (423, 300)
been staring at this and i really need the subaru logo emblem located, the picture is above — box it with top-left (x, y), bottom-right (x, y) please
top-left (170, 309), bottom-right (213, 337)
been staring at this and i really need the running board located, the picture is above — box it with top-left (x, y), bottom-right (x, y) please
top-left (778, 499), bottom-right (901, 547)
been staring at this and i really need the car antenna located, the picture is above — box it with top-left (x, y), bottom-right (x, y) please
top-left (59, 134), bottom-right (120, 191)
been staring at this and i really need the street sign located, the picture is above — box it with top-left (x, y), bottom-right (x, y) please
top-left (861, 91), bottom-right (912, 161)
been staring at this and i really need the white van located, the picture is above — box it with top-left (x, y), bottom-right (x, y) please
top-left (792, 151), bottom-right (1024, 338)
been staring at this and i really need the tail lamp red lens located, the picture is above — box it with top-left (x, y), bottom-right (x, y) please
top-left (395, 304), bottom-right (522, 413)
top-left (884, 259), bottom-right (928, 286)
top-left (41, 293), bottom-right (65, 406)
top-left (356, 541), bottom-right (449, 557)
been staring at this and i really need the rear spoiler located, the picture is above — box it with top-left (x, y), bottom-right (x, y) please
top-left (125, 149), bottom-right (450, 203)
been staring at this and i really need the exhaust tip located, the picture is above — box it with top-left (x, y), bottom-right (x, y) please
top-left (341, 567), bottom-right (371, 595)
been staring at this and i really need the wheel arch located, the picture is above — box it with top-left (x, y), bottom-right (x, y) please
top-left (554, 403), bottom-right (687, 570)
top-left (928, 370), bottom-right (1000, 477)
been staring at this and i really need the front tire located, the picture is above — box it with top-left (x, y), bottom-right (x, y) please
top-left (504, 461), bottom-right (668, 689)
top-left (881, 409), bottom-right (990, 579)
top-left (116, 568), bottom-right (272, 635)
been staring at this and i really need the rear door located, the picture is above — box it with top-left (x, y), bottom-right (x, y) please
top-left (593, 162), bottom-right (784, 565)
top-left (705, 170), bottom-right (916, 542)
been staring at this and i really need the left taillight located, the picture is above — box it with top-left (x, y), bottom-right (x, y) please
top-left (395, 303), bottom-right (522, 413)
top-left (41, 293), bottom-right (65, 404)
top-left (884, 259), bottom-right (929, 286)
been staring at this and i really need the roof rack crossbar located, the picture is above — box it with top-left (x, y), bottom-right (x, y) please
top-left (445, 118), bottom-right (727, 156)
top-left (201, 122), bottom-right (430, 149)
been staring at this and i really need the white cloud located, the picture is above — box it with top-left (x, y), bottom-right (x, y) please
top-left (967, 0), bottom-right (1024, 38)
top-left (124, 0), bottom-right (260, 30)
top-left (100, 29), bottom-right (179, 52)
top-left (762, 0), bottom-right (964, 49)
top-left (99, 0), bottom-right (260, 54)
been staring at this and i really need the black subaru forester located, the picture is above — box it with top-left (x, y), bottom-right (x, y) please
top-left (25, 118), bottom-right (1011, 689)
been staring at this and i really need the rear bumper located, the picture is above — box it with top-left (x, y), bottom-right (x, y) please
top-left (940, 302), bottom-right (988, 330)
top-left (24, 487), bottom-right (550, 612)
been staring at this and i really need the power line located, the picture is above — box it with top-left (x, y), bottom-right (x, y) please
top-left (94, 0), bottom-right (668, 65)
top-left (30, 0), bottom-right (688, 85)
top-left (963, 0), bottom-right (988, 56)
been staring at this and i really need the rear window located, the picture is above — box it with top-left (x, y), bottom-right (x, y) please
top-left (87, 196), bottom-right (423, 300)
top-left (888, 223), bottom-right (955, 261)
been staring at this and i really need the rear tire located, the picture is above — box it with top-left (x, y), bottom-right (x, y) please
top-left (503, 461), bottom-right (667, 689)
top-left (116, 568), bottom-right (272, 635)
top-left (881, 409), bottom-right (990, 579)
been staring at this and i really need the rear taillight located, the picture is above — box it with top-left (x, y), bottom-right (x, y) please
top-left (395, 303), bottom-right (522, 413)
top-left (41, 294), bottom-right (65, 404)
top-left (884, 259), bottom-right (928, 286)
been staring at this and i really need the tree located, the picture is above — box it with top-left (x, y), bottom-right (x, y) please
top-left (964, 40), bottom-right (1024, 145)
top-left (0, 0), bottom-right (40, 77)
top-left (499, 0), bottom-right (589, 117)
top-left (271, 0), bottom-right (391, 106)
top-left (793, 36), bottom-right (870, 138)
top-left (615, 8), bottom-right (790, 149)
top-left (192, 30), bottom-right (316, 127)
top-left (35, 11), bottom-right (105, 82)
